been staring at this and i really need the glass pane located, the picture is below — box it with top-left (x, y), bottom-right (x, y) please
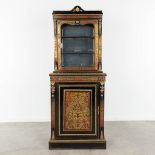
top-left (62, 25), bottom-right (94, 37)
top-left (62, 53), bottom-right (94, 67)
top-left (61, 24), bottom-right (95, 67)
top-left (63, 38), bottom-right (93, 53)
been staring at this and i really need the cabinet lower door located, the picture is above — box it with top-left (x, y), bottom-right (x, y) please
top-left (55, 83), bottom-right (99, 139)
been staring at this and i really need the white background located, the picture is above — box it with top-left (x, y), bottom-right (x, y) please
top-left (0, 0), bottom-right (155, 122)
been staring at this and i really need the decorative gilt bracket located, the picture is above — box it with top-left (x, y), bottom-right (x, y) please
top-left (100, 81), bottom-right (104, 97)
top-left (51, 81), bottom-right (55, 98)
top-left (71, 6), bottom-right (84, 13)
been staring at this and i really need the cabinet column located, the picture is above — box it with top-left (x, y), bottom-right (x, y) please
top-left (100, 81), bottom-right (104, 139)
top-left (51, 81), bottom-right (55, 140)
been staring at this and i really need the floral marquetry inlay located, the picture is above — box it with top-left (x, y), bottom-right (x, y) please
top-left (63, 90), bottom-right (91, 131)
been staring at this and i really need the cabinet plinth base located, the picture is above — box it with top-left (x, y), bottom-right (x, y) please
top-left (49, 139), bottom-right (106, 149)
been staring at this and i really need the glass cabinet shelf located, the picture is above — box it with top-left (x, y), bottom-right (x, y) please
top-left (62, 54), bottom-right (95, 67)
top-left (62, 52), bottom-right (95, 54)
top-left (61, 36), bottom-right (94, 38)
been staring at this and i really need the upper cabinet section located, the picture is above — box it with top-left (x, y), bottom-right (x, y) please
top-left (53, 6), bottom-right (103, 72)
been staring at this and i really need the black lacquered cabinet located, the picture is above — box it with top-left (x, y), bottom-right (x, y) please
top-left (49, 6), bottom-right (106, 149)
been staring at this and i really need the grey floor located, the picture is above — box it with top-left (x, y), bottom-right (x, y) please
top-left (0, 122), bottom-right (155, 155)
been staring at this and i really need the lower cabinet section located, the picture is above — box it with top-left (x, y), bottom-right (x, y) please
top-left (49, 74), bottom-right (106, 149)
top-left (56, 83), bottom-right (98, 139)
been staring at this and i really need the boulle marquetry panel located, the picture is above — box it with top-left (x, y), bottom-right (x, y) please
top-left (64, 90), bottom-right (91, 131)
top-left (49, 6), bottom-right (107, 149)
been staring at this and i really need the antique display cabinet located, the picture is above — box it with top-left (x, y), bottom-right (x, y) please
top-left (49, 6), bottom-right (106, 149)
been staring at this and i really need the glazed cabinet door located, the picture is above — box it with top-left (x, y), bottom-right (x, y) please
top-left (55, 83), bottom-right (100, 139)
top-left (56, 20), bottom-right (99, 71)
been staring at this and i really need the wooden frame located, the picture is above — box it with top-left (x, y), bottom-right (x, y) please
top-left (56, 20), bottom-right (99, 71)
